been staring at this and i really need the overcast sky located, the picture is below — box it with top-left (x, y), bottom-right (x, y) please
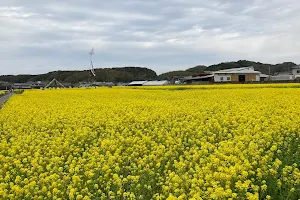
top-left (0, 0), bottom-right (300, 75)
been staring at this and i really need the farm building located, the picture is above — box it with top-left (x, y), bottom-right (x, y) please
top-left (213, 67), bottom-right (261, 83)
top-left (169, 76), bottom-right (189, 84)
top-left (269, 65), bottom-right (300, 81)
top-left (183, 73), bottom-right (214, 84)
top-left (260, 74), bottom-right (269, 82)
top-left (143, 80), bottom-right (169, 86)
top-left (127, 81), bottom-right (147, 86)
top-left (31, 81), bottom-right (46, 89)
top-left (12, 83), bottom-right (32, 89)
top-left (292, 65), bottom-right (300, 76)
top-left (270, 73), bottom-right (295, 81)
top-left (0, 81), bottom-right (11, 90)
top-left (183, 67), bottom-right (263, 84)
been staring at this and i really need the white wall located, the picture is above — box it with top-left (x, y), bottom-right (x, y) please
top-left (214, 74), bottom-right (231, 82)
top-left (248, 75), bottom-right (260, 82)
top-left (292, 69), bottom-right (300, 75)
top-left (256, 75), bottom-right (260, 81)
top-left (271, 75), bottom-right (295, 81)
top-left (214, 74), bottom-right (260, 82)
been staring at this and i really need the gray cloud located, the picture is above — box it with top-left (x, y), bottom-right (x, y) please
top-left (0, 0), bottom-right (300, 75)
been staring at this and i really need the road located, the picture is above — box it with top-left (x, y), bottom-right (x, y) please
top-left (0, 93), bottom-right (13, 108)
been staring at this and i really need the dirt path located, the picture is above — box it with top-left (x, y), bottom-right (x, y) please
top-left (0, 93), bottom-right (13, 108)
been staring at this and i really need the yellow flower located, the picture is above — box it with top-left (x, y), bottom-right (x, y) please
top-left (167, 194), bottom-right (177, 200)
top-left (1, 85), bottom-right (300, 198)
top-left (261, 184), bottom-right (267, 192)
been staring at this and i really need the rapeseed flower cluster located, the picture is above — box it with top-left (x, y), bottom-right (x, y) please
top-left (0, 85), bottom-right (300, 199)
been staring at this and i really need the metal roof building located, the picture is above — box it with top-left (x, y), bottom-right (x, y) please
top-left (143, 80), bottom-right (169, 86)
top-left (270, 75), bottom-right (295, 81)
top-left (12, 83), bottom-right (32, 89)
top-left (128, 81), bottom-right (147, 86)
top-left (213, 66), bottom-right (261, 82)
top-left (213, 67), bottom-right (261, 74)
top-left (183, 75), bottom-right (214, 84)
top-left (269, 65), bottom-right (300, 81)
top-left (127, 80), bottom-right (169, 86)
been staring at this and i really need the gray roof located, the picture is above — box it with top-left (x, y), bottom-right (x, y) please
top-left (215, 70), bottom-right (261, 74)
top-left (184, 75), bottom-right (214, 80)
top-left (143, 80), bottom-right (168, 86)
top-left (292, 65), bottom-right (300, 69)
top-left (128, 81), bottom-right (147, 85)
top-left (214, 66), bottom-right (261, 74)
top-left (260, 74), bottom-right (269, 78)
top-left (13, 83), bottom-right (32, 86)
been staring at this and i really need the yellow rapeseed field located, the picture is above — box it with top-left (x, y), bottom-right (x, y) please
top-left (1, 85), bottom-right (300, 199)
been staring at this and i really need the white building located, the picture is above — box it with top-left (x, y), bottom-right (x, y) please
top-left (213, 67), bottom-right (261, 83)
top-left (270, 65), bottom-right (300, 81)
top-left (292, 65), bottom-right (300, 78)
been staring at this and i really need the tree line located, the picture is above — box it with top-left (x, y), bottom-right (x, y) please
top-left (0, 67), bottom-right (158, 84)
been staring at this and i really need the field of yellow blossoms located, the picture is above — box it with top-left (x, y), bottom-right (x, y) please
top-left (1, 84), bottom-right (300, 199)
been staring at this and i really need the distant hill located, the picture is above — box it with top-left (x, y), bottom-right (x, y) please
top-left (158, 65), bottom-right (207, 80)
top-left (0, 67), bottom-right (158, 83)
top-left (186, 65), bottom-right (207, 74)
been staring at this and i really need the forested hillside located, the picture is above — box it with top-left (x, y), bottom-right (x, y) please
top-left (0, 67), bottom-right (157, 83)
